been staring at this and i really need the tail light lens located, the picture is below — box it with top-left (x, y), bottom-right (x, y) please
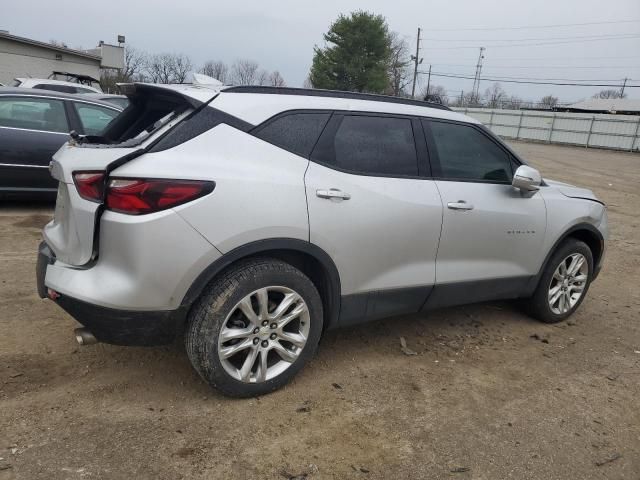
top-left (73, 172), bottom-right (105, 202)
top-left (105, 178), bottom-right (215, 215)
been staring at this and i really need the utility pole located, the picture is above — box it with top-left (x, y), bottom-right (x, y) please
top-left (621, 77), bottom-right (628, 98)
top-left (411, 27), bottom-right (422, 99)
top-left (426, 64), bottom-right (432, 97)
top-left (471, 47), bottom-right (485, 105)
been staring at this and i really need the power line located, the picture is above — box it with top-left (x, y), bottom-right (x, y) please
top-left (417, 71), bottom-right (640, 87)
top-left (424, 19), bottom-right (640, 32)
top-left (433, 71), bottom-right (634, 82)
top-left (423, 55), bottom-right (640, 62)
top-left (431, 64), bottom-right (640, 69)
top-left (422, 35), bottom-right (640, 50)
top-left (421, 33), bottom-right (640, 42)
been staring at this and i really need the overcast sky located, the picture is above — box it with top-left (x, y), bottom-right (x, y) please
top-left (4, 0), bottom-right (640, 102)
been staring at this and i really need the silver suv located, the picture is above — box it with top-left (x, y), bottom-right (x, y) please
top-left (37, 84), bottom-right (607, 397)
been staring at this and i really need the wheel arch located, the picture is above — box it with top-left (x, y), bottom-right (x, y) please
top-left (180, 239), bottom-right (342, 330)
top-left (527, 222), bottom-right (604, 295)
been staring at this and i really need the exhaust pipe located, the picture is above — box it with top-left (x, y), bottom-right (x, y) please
top-left (74, 328), bottom-right (98, 346)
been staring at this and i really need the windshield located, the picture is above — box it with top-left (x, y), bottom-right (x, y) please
top-left (10, 79), bottom-right (22, 87)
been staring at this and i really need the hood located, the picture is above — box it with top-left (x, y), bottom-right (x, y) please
top-left (545, 179), bottom-right (603, 204)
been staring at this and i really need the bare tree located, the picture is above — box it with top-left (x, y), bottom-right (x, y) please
top-left (171, 53), bottom-right (193, 83)
top-left (145, 53), bottom-right (193, 84)
top-left (121, 46), bottom-right (148, 82)
top-left (386, 32), bottom-right (412, 97)
top-left (256, 69), bottom-right (270, 86)
top-left (593, 89), bottom-right (626, 99)
top-left (199, 60), bottom-right (229, 84)
top-left (268, 71), bottom-right (286, 87)
top-left (101, 45), bottom-right (148, 92)
top-left (540, 95), bottom-right (559, 109)
top-left (231, 59), bottom-right (260, 85)
top-left (145, 53), bottom-right (174, 84)
top-left (484, 83), bottom-right (507, 108)
top-left (503, 95), bottom-right (523, 110)
top-left (450, 91), bottom-right (477, 107)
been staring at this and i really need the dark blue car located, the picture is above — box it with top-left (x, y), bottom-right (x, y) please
top-left (0, 88), bottom-right (122, 196)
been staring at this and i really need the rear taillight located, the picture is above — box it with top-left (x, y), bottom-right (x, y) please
top-left (105, 178), bottom-right (215, 215)
top-left (73, 172), bottom-right (105, 202)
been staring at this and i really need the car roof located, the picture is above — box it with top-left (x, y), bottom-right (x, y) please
top-left (212, 86), bottom-right (480, 126)
top-left (121, 82), bottom-right (479, 125)
top-left (0, 87), bottom-right (123, 110)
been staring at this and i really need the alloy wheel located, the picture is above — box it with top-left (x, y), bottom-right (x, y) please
top-left (548, 253), bottom-right (589, 315)
top-left (217, 286), bottom-right (310, 383)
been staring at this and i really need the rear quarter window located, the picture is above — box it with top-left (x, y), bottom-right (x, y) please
top-left (253, 112), bottom-right (331, 158)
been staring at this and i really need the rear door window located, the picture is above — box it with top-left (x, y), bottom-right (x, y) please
top-left (0, 96), bottom-right (69, 133)
top-left (313, 114), bottom-right (419, 176)
top-left (73, 103), bottom-right (119, 135)
top-left (254, 112), bottom-right (331, 158)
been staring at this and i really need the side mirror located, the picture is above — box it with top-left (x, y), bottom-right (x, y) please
top-left (512, 165), bottom-right (542, 192)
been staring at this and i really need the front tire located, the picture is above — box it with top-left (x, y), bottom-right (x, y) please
top-left (185, 258), bottom-right (323, 397)
top-left (524, 238), bottom-right (593, 323)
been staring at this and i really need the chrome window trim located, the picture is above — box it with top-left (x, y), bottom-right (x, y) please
top-left (0, 125), bottom-right (69, 136)
top-left (0, 162), bottom-right (49, 169)
top-left (0, 93), bottom-right (121, 113)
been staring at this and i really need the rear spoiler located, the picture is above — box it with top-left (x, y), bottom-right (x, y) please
top-left (117, 82), bottom-right (220, 109)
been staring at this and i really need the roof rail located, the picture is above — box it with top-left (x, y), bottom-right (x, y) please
top-left (223, 86), bottom-right (452, 111)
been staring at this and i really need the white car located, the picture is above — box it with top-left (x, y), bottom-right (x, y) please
top-left (12, 78), bottom-right (102, 94)
top-left (37, 83), bottom-right (607, 397)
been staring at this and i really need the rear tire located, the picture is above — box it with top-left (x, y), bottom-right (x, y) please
top-left (524, 238), bottom-right (593, 323)
top-left (185, 257), bottom-right (323, 397)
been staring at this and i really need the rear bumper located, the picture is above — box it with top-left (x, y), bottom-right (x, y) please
top-left (54, 294), bottom-right (186, 346)
top-left (37, 241), bottom-right (185, 346)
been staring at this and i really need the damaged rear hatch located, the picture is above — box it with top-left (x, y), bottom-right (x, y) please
top-left (43, 83), bottom-right (220, 266)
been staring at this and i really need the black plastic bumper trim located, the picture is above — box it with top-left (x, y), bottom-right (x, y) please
top-left (54, 294), bottom-right (186, 346)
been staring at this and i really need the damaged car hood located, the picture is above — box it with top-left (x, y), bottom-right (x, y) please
top-left (545, 179), bottom-right (603, 204)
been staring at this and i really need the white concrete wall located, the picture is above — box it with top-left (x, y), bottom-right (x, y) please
top-left (0, 38), bottom-right (101, 85)
top-left (453, 107), bottom-right (640, 152)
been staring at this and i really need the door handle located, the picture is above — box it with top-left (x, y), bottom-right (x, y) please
top-left (316, 188), bottom-right (351, 200)
top-left (447, 200), bottom-right (474, 211)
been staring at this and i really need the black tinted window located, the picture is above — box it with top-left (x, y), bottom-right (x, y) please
top-left (427, 121), bottom-right (512, 182)
top-left (255, 113), bottom-right (330, 157)
top-left (324, 115), bottom-right (418, 176)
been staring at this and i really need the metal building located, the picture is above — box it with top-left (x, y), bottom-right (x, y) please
top-left (0, 31), bottom-right (124, 86)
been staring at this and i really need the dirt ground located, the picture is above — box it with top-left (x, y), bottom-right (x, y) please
top-left (1, 142), bottom-right (638, 480)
